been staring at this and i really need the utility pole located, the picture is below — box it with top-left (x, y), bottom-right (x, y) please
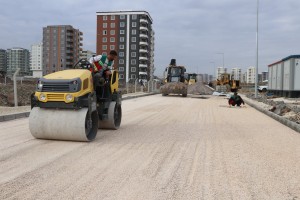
top-left (255, 0), bottom-right (259, 98)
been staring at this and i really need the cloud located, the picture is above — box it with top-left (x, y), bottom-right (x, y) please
top-left (1, 0), bottom-right (300, 76)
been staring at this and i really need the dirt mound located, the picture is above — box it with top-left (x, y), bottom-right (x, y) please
top-left (188, 82), bottom-right (214, 95)
top-left (0, 82), bottom-right (36, 106)
top-left (246, 93), bottom-right (300, 124)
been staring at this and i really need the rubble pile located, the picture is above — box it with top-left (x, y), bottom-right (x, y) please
top-left (246, 93), bottom-right (300, 124)
top-left (0, 82), bottom-right (36, 106)
top-left (188, 82), bottom-right (214, 95)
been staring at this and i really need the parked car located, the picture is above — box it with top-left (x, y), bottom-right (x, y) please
top-left (258, 85), bottom-right (268, 92)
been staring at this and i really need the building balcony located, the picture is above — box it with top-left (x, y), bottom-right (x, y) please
top-left (139, 64), bottom-right (147, 68)
top-left (139, 34), bottom-right (148, 39)
top-left (139, 41), bottom-right (148, 46)
top-left (139, 56), bottom-right (148, 61)
top-left (140, 19), bottom-right (148, 24)
top-left (139, 71), bottom-right (148, 75)
top-left (139, 49), bottom-right (148, 53)
top-left (140, 26), bottom-right (148, 31)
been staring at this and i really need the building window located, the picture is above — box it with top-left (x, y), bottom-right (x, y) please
top-left (132, 29), bottom-right (136, 35)
top-left (102, 52), bottom-right (107, 55)
top-left (131, 59), bottom-right (136, 65)
top-left (131, 44), bottom-right (136, 50)
top-left (120, 30), bottom-right (125, 34)
top-left (119, 66), bottom-right (124, 71)
top-left (131, 67), bottom-right (136, 72)
top-left (102, 45), bottom-right (107, 50)
top-left (119, 52), bottom-right (124, 57)
top-left (110, 30), bottom-right (115, 35)
top-left (110, 23), bottom-right (115, 28)
top-left (119, 45), bottom-right (124, 49)
top-left (131, 52), bottom-right (136, 57)
top-left (103, 16), bottom-right (107, 20)
top-left (132, 22), bottom-right (137, 27)
top-left (102, 37), bottom-right (107, 42)
top-left (131, 37), bottom-right (136, 42)
top-left (120, 37), bottom-right (125, 42)
top-left (103, 23), bottom-right (107, 28)
top-left (111, 15), bottom-right (115, 20)
top-left (110, 45), bottom-right (115, 50)
top-left (119, 74), bottom-right (124, 79)
top-left (119, 60), bottom-right (124, 65)
top-left (131, 74), bottom-right (136, 79)
top-left (110, 37), bottom-right (115, 42)
top-left (103, 30), bottom-right (107, 35)
top-left (120, 15), bottom-right (125, 19)
top-left (120, 22), bottom-right (125, 27)
top-left (132, 15), bottom-right (137, 20)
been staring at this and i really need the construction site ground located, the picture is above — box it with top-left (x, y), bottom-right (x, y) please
top-left (1, 93), bottom-right (300, 199)
top-left (1, 81), bottom-right (300, 125)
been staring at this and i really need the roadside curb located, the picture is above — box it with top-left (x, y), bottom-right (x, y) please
top-left (243, 98), bottom-right (300, 134)
top-left (0, 112), bottom-right (30, 122)
top-left (0, 92), bottom-right (158, 122)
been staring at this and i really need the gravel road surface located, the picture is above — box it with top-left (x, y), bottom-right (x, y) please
top-left (0, 94), bottom-right (300, 200)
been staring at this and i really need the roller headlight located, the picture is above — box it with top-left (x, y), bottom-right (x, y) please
top-left (39, 93), bottom-right (46, 101)
top-left (65, 94), bottom-right (73, 102)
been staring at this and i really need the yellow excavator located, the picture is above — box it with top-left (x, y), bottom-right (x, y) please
top-left (29, 59), bottom-right (122, 142)
top-left (187, 73), bottom-right (197, 85)
top-left (216, 73), bottom-right (240, 92)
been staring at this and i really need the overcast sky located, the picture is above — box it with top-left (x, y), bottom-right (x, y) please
top-left (1, 0), bottom-right (300, 76)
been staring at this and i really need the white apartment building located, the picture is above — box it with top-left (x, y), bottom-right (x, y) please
top-left (80, 50), bottom-right (96, 60)
top-left (216, 67), bottom-right (227, 80)
top-left (231, 67), bottom-right (242, 80)
top-left (30, 43), bottom-right (43, 78)
top-left (246, 66), bottom-right (256, 84)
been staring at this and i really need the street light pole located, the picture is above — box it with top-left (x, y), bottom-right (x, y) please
top-left (216, 53), bottom-right (224, 68)
top-left (210, 61), bottom-right (215, 80)
top-left (255, 0), bottom-right (259, 98)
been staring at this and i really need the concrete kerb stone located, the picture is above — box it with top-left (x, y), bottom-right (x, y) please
top-left (243, 98), bottom-right (300, 134)
top-left (0, 92), bottom-right (158, 122)
top-left (0, 112), bottom-right (31, 122)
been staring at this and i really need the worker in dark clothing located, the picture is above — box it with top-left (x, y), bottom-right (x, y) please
top-left (228, 92), bottom-right (245, 107)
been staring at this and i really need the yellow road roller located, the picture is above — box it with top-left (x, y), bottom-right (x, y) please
top-left (29, 59), bottom-right (122, 141)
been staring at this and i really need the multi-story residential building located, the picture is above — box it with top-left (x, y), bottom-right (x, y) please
top-left (96, 11), bottom-right (155, 84)
top-left (216, 67), bottom-right (227, 80)
top-left (231, 67), bottom-right (242, 80)
top-left (6, 47), bottom-right (30, 76)
top-left (0, 49), bottom-right (6, 75)
top-left (202, 73), bottom-right (209, 83)
top-left (30, 43), bottom-right (43, 78)
top-left (208, 75), bottom-right (213, 82)
top-left (246, 66), bottom-right (256, 84)
top-left (241, 72), bottom-right (247, 83)
top-left (261, 71), bottom-right (268, 82)
top-left (80, 50), bottom-right (96, 60)
top-left (43, 25), bottom-right (83, 75)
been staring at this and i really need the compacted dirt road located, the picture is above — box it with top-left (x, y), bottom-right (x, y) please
top-left (0, 94), bottom-right (300, 200)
